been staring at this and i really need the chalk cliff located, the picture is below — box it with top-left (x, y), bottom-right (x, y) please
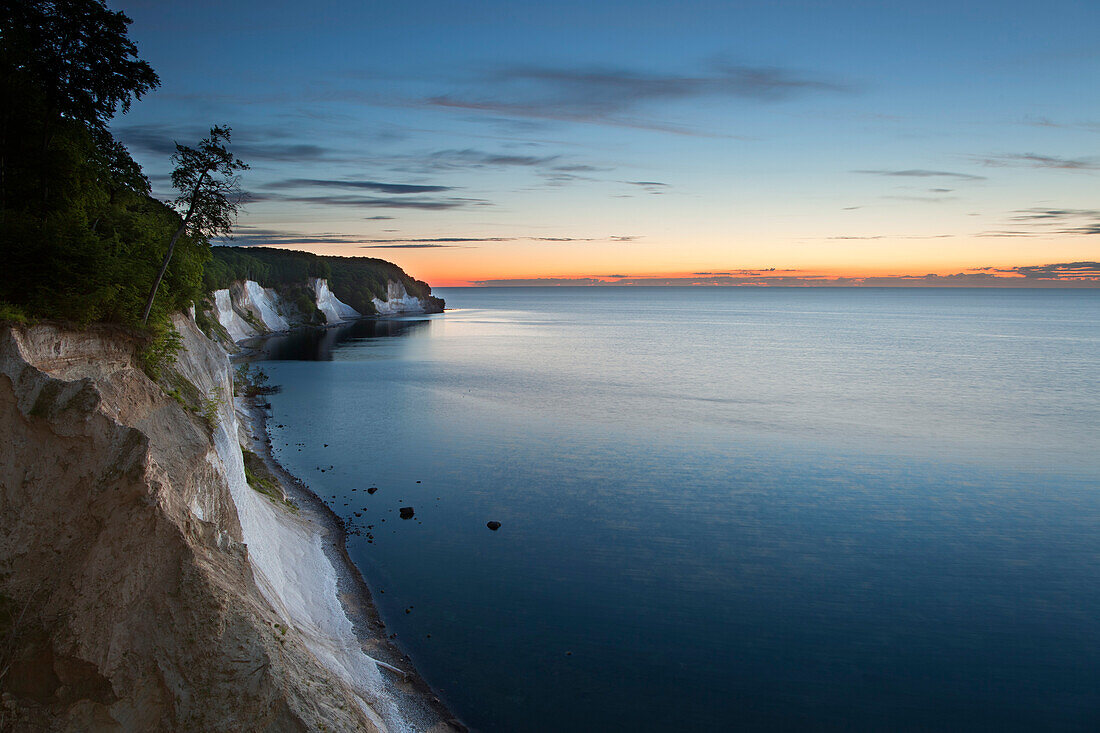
top-left (207, 276), bottom-right (441, 344)
top-left (0, 317), bottom-right (418, 731)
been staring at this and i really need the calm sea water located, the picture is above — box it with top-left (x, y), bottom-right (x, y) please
top-left (259, 287), bottom-right (1100, 732)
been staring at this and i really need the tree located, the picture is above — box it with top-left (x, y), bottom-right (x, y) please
top-left (0, 0), bottom-right (159, 130)
top-left (140, 125), bottom-right (247, 325)
top-left (1, 0), bottom-right (159, 210)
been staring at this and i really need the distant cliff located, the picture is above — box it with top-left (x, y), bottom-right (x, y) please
top-left (206, 248), bottom-right (444, 315)
top-left (199, 247), bottom-right (444, 343)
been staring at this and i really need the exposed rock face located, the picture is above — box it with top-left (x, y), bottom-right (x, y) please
top-left (0, 320), bottom-right (394, 731)
top-left (234, 280), bottom-right (290, 332)
top-left (213, 287), bottom-right (259, 342)
top-left (373, 280), bottom-right (435, 315)
top-left (311, 278), bottom-right (361, 324)
top-left (208, 277), bottom-right (443, 344)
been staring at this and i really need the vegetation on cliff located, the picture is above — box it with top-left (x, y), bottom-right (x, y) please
top-left (0, 0), bottom-right (207, 332)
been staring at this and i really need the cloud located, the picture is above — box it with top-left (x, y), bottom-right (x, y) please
top-left (470, 277), bottom-right (610, 286)
top-left (1011, 209), bottom-right (1100, 220)
top-left (117, 123), bottom-right (337, 162)
top-left (822, 234), bottom-right (954, 240)
top-left (266, 178), bottom-right (453, 194)
top-left (1021, 116), bottom-right (1100, 133)
top-left (358, 235), bottom-right (637, 246)
top-left (973, 153), bottom-right (1099, 170)
top-left (423, 148), bottom-right (561, 170)
top-left (422, 61), bottom-right (848, 134)
top-left (853, 169), bottom-right (986, 181)
top-left (979, 208), bottom-right (1100, 236)
top-left (554, 164), bottom-right (609, 173)
top-left (245, 192), bottom-right (486, 210)
top-left (360, 243), bottom-right (466, 249)
top-left (882, 195), bottom-right (956, 203)
top-left (218, 227), bottom-right (369, 246)
top-left (625, 181), bottom-right (669, 194)
top-left (1010, 261), bottom-right (1100, 279)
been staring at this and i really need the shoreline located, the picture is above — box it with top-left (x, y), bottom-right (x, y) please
top-left (234, 339), bottom-right (466, 732)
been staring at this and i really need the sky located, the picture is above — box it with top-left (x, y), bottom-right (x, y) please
top-left (110, 0), bottom-right (1099, 286)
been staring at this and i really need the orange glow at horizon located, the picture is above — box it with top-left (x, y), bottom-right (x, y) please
top-left (254, 242), bottom-right (1089, 288)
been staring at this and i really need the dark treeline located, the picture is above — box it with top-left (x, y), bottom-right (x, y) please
top-left (0, 0), bottom-right (205, 332)
top-left (206, 247), bottom-right (444, 316)
top-left (0, 1), bottom-right (441, 334)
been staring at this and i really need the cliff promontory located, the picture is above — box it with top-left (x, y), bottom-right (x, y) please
top-left (0, 316), bottom-right (425, 731)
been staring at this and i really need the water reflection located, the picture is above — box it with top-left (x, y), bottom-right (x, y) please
top-left (248, 318), bottom-right (431, 361)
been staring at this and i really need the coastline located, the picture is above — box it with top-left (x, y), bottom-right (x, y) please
top-left (234, 328), bottom-right (466, 732)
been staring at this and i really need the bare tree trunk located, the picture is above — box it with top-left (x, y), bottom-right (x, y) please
top-left (140, 221), bottom-right (185, 325)
top-left (140, 171), bottom-right (207, 326)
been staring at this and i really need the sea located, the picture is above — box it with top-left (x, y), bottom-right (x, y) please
top-left (255, 287), bottom-right (1100, 732)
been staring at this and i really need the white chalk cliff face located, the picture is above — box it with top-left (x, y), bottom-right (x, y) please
top-left (211, 280), bottom-right (296, 343)
top-left (372, 280), bottom-right (426, 315)
top-left (233, 280), bottom-right (290, 332)
top-left (209, 277), bottom-right (437, 345)
top-left (0, 317), bottom-right (403, 730)
top-left (212, 288), bottom-right (258, 342)
top-left (312, 278), bottom-right (361, 324)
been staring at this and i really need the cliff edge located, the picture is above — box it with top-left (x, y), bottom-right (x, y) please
top-left (0, 317), bottom-right (409, 731)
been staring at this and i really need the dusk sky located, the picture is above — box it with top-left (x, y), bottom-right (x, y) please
top-left (112, 0), bottom-right (1099, 286)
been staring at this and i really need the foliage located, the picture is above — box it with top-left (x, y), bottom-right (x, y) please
top-left (1, 0), bottom-right (158, 133)
top-left (0, 0), bottom-right (209, 334)
top-left (195, 301), bottom-right (232, 343)
top-left (141, 126), bottom-right (247, 324)
top-left (241, 448), bottom-right (298, 513)
top-left (167, 126), bottom-right (248, 243)
top-left (0, 303), bottom-right (29, 324)
top-left (234, 364), bottom-right (280, 397)
top-left (199, 387), bottom-right (223, 432)
top-left (137, 323), bottom-right (183, 380)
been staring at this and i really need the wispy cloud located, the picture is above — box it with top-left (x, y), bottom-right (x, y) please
top-left (118, 123), bottom-right (339, 162)
top-left (625, 181), bottom-right (670, 194)
top-left (882, 195), bottom-right (956, 203)
top-left (1020, 116), bottom-right (1100, 133)
top-left (422, 61), bottom-right (849, 135)
top-left (245, 192), bottom-right (487, 210)
top-left (421, 148), bottom-right (561, 170)
top-left (360, 243), bottom-right (468, 249)
top-left (853, 169), bottom-right (986, 181)
top-left (266, 178), bottom-right (453, 194)
top-left (972, 153), bottom-right (1100, 171)
top-left (979, 208), bottom-right (1100, 237)
top-left (219, 227), bottom-right (368, 246)
top-left (360, 234), bottom-right (639, 247)
top-left (1010, 261), bottom-right (1100, 279)
top-left (822, 234), bottom-right (954, 240)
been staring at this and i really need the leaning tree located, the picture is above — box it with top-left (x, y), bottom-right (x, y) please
top-left (141, 125), bottom-right (247, 325)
